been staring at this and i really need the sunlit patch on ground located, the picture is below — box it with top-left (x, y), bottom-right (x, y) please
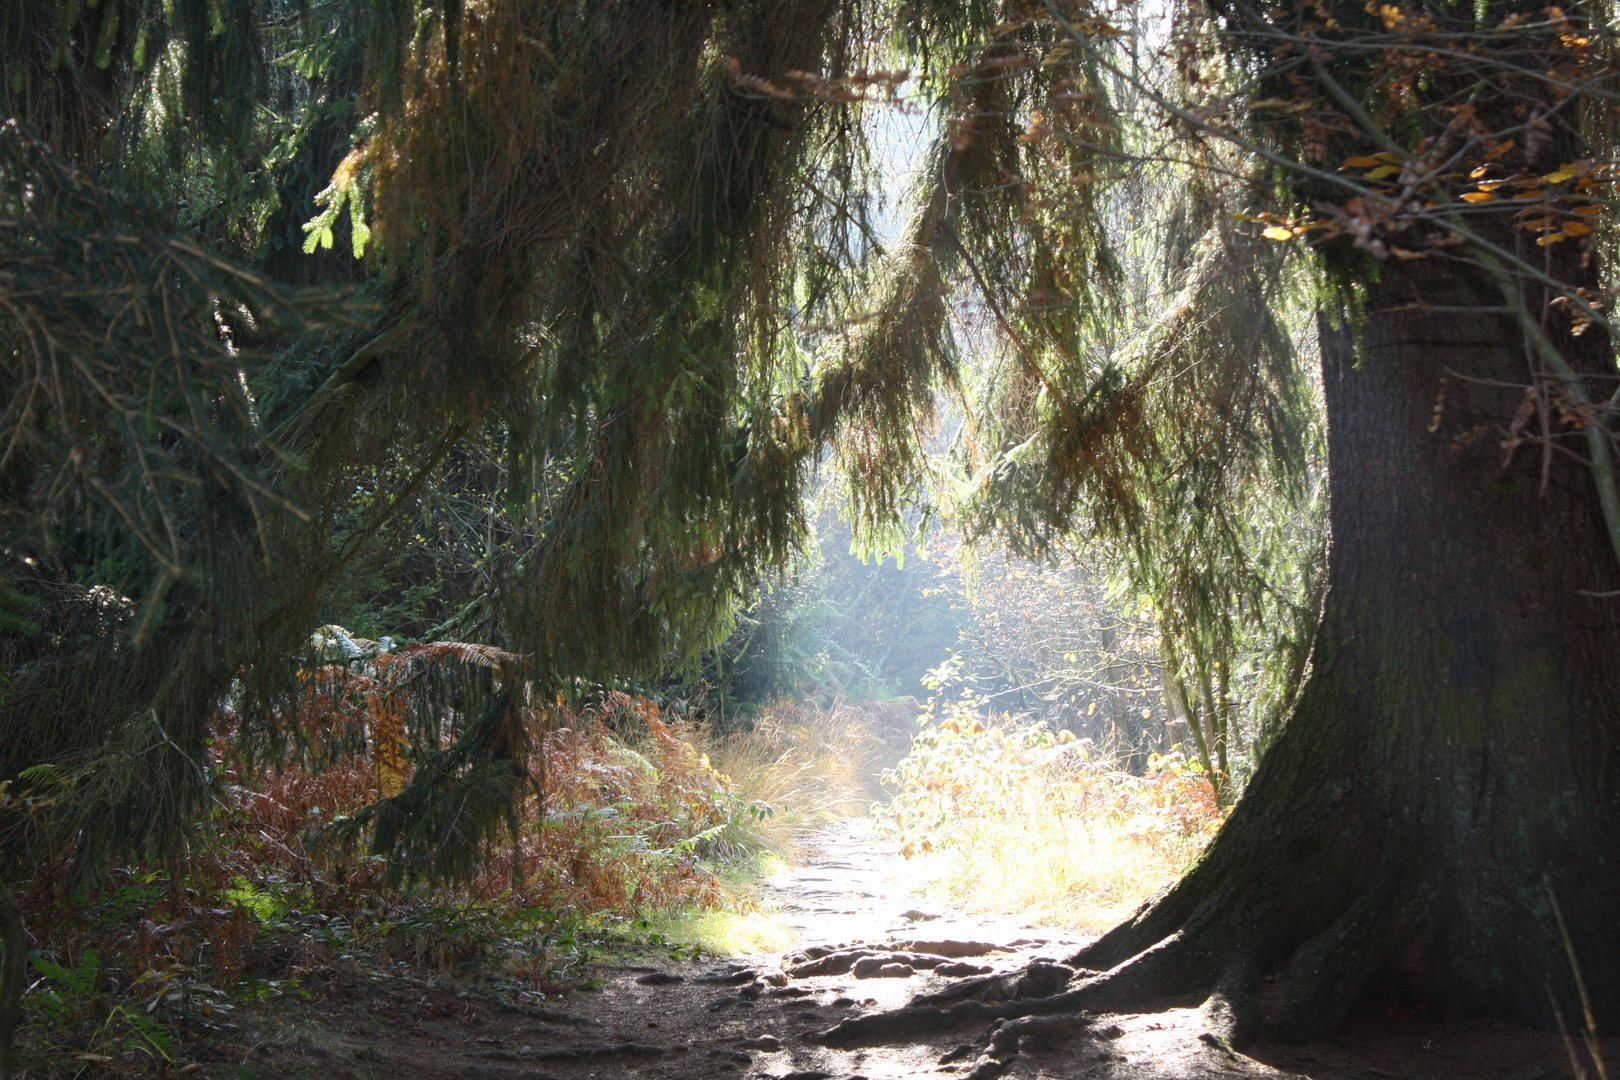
top-left (644, 908), bottom-right (798, 957)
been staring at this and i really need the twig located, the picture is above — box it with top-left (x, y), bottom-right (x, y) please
top-left (1549, 982), bottom-right (1590, 1080)
top-left (1547, 875), bottom-right (1611, 1080)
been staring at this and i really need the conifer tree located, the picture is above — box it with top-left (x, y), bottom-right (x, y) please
top-left (2, 2), bottom-right (1617, 1066)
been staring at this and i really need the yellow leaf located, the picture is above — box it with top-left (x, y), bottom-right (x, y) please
top-left (1460, 191), bottom-right (1496, 203)
top-left (1537, 233), bottom-right (1567, 245)
top-left (1563, 221), bottom-right (1594, 236)
top-left (1544, 166), bottom-right (1578, 183)
top-left (1262, 225), bottom-right (1294, 240)
top-left (1574, 205), bottom-right (1600, 215)
top-left (1342, 156), bottom-right (1382, 169)
top-left (1364, 165), bottom-right (1400, 179)
top-left (1373, 151), bottom-right (1400, 162)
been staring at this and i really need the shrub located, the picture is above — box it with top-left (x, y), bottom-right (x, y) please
top-left (877, 697), bottom-right (1223, 930)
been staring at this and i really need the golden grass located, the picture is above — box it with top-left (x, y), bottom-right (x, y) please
top-left (879, 715), bottom-right (1223, 931)
top-left (700, 699), bottom-right (892, 857)
top-left (890, 813), bottom-right (1202, 932)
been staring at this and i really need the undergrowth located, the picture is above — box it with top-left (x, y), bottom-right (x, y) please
top-left (9, 669), bottom-right (885, 1079)
top-left (876, 672), bottom-right (1224, 930)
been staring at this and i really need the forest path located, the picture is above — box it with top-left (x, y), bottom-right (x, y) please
top-left (235, 817), bottom-right (1608, 1080)
top-left (527, 816), bottom-right (1311, 1080)
top-left (572, 817), bottom-right (1589, 1080)
top-left (757, 815), bottom-right (1080, 954)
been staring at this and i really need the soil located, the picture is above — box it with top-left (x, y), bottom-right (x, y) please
top-left (205, 818), bottom-right (1615, 1080)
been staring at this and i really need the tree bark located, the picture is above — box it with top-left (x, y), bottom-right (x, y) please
top-left (1067, 257), bottom-right (1620, 1039)
top-left (0, 885), bottom-right (23, 1080)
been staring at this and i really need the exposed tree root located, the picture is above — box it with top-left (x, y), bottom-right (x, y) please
top-left (787, 944), bottom-right (996, 981)
top-left (911, 960), bottom-right (1082, 1006)
top-left (1200, 946), bottom-right (1263, 1048)
top-left (813, 863), bottom-right (1432, 1079)
top-left (1269, 875), bottom-right (1432, 1042)
top-left (814, 987), bottom-right (1095, 1045)
top-left (960, 1059), bottom-right (1012, 1080)
top-left (984, 1012), bottom-right (1095, 1058)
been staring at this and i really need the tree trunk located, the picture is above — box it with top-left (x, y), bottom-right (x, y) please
top-left (1066, 257), bottom-right (1620, 1040)
top-left (0, 885), bottom-right (23, 1080)
top-left (818, 257), bottom-right (1620, 1051)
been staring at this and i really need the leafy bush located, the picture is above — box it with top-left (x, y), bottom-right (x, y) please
top-left (877, 674), bottom-right (1223, 929)
top-left (22, 949), bottom-right (175, 1075)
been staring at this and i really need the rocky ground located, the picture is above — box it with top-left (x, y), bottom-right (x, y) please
top-left (211, 818), bottom-right (1613, 1080)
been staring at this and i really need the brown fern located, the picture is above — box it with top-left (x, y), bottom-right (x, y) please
top-left (368, 683), bottom-right (408, 798)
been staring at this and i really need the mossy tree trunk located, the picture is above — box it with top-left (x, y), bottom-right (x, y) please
top-left (1064, 256), bottom-right (1620, 1040)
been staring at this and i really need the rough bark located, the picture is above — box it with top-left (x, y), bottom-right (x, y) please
top-left (1079, 255), bottom-right (1620, 1038)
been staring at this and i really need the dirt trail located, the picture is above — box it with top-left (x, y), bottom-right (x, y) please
top-left (231, 817), bottom-right (1615, 1080)
top-left (760, 816), bottom-right (1078, 952)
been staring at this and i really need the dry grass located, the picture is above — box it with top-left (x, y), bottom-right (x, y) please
top-left (701, 699), bottom-right (892, 856)
top-left (878, 711), bottom-right (1223, 931)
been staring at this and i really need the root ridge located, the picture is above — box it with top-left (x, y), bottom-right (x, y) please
top-left (814, 987), bottom-right (1095, 1046)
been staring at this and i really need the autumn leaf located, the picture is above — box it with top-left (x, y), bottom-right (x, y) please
top-left (1364, 165), bottom-right (1400, 179)
top-left (1262, 225), bottom-right (1294, 240)
top-left (1342, 156), bottom-right (1382, 169)
top-left (1562, 221), bottom-right (1594, 236)
top-left (1460, 192), bottom-right (1496, 203)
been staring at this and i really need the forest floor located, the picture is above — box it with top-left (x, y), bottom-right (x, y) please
top-left (204, 817), bottom-right (1613, 1080)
